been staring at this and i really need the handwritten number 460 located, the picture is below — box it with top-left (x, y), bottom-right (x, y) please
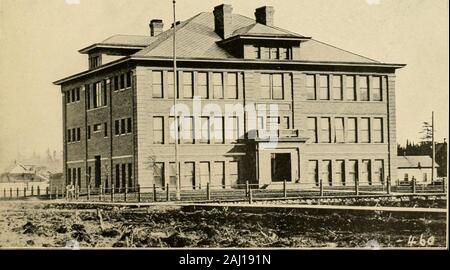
top-left (407, 235), bottom-right (435, 247)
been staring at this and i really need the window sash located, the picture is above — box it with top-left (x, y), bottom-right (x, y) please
top-left (332, 75), bottom-right (343, 100)
top-left (373, 118), bottom-right (383, 143)
top-left (346, 76), bottom-right (356, 101)
top-left (347, 118), bottom-right (357, 143)
top-left (214, 117), bottom-right (224, 144)
top-left (320, 117), bottom-right (331, 143)
top-left (197, 72), bottom-right (208, 99)
top-left (306, 75), bottom-right (316, 100)
top-left (307, 117), bottom-right (317, 143)
top-left (153, 117), bottom-right (164, 144)
top-left (225, 73), bottom-right (238, 99)
top-left (183, 72), bottom-right (193, 99)
top-left (213, 73), bottom-right (224, 99)
top-left (359, 76), bottom-right (369, 101)
top-left (200, 117), bottom-right (210, 144)
top-left (334, 118), bottom-right (345, 143)
top-left (152, 71), bottom-right (163, 98)
top-left (360, 118), bottom-right (370, 143)
top-left (319, 75), bottom-right (329, 100)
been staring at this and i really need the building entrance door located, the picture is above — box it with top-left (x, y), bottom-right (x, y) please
top-left (271, 153), bottom-right (291, 182)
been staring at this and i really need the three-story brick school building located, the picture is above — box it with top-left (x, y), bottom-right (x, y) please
top-left (54, 4), bottom-right (405, 191)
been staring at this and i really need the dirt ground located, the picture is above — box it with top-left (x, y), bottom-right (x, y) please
top-left (0, 200), bottom-right (446, 248)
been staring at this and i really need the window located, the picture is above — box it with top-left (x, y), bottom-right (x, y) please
top-left (213, 73), bottom-right (224, 99)
top-left (281, 116), bottom-right (290, 130)
top-left (115, 164), bottom-right (120, 189)
top-left (307, 117), bottom-right (317, 143)
top-left (67, 168), bottom-right (71, 185)
top-left (198, 72), bottom-right (208, 99)
top-left (359, 76), bottom-right (369, 101)
top-left (267, 116), bottom-right (280, 137)
top-left (347, 118), bottom-right (357, 143)
top-left (126, 71), bottom-right (132, 88)
top-left (127, 163), bottom-right (133, 188)
top-left (169, 117), bottom-right (180, 144)
top-left (184, 162), bottom-right (195, 189)
top-left (77, 168), bottom-right (81, 187)
top-left (182, 72), bottom-right (193, 99)
top-left (320, 117), bottom-right (331, 143)
top-left (373, 160), bottom-right (384, 184)
top-left (115, 120), bottom-right (120, 135)
top-left (115, 118), bottom-right (132, 135)
top-left (272, 74), bottom-right (283, 100)
top-left (279, 48), bottom-right (289, 60)
top-left (253, 46), bottom-right (260, 59)
top-left (373, 118), bottom-right (383, 143)
top-left (127, 118), bottom-right (132, 134)
top-left (93, 123), bottom-right (102, 133)
top-left (229, 161), bottom-right (239, 186)
top-left (361, 160), bottom-right (371, 185)
top-left (372, 76), bottom-right (382, 101)
top-left (213, 116), bottom-right (224, 144)
top-left (213, 161), bottom-right (225, 188)
top-left (261, 47), bottom-right (270, 59)
top-left (89, 56), bottom-right (100, 69)
top-left (66, 91), bottom-right (71, 104)
top-left (71, 128), bottom-right (76, 142)
top-left (200, 117), bottom-right (210, 144)
top-left (227, 116), bottom-right (239, 142)
top-left (121, 163), bottom-right (126, 188)
top-left (360, 118), bottom-right (370, 143)
top-left (335, 160), bottom-right (345, 185)
top-left (261, 73), bottom-right (283, 100)
top-left (319, 75), bottom-right (329, 100)
top-left (334, 117), bottom-right (345, 143)
top-left (348, 160), bottom-right (358, 184)
top-left (153, 163), bottom-right (164, 187)
top-left (114, 76), bottom-right (119, 91)
top-left (104, 123), bottom-right (108, 137)
top-left (199, 162), bottom-right (210, 188)
top-left (332, 75), bottom-right (343, 100)
top-left (120, 74), bottom-right (125, 89)
top-left (346, 75), bottom-right (356, 101)
top-left (167, 71), bottom-right (177, 99)
top-left (307, 160), bottom-right (319, 186)
top-left (169, 162), bottom-right (177, 187)
top-left (67, 129), bottom-right (71, 143)
top-left (92, 81), bottom-right (106, 108)
top-left (226, 73), bottom-right (238, 99)
top-left (306, 74), bottom-right (316, 100)
top-left (321, 160), bottom-right (332, 186)
top-left (66, 88), bottom-right (80, 104)
top-left (153, 117), bottom-right (164, 144)
top-left (260, 74), bottom-right (271, 99)
top-left (121, 119), bottom-right (126, 134)
top-left (76, 128), bottom-right (81, 141)
top-left (87, 126), bottom-right (91, 140)
top-left (182, 117), bottom-right (194, 144)
top-left (269, 48), bottom-right (278, 59)
top-left (404, 173), bottom-right (409, 181)
top-left (152, 71), bottom-right (163, 98)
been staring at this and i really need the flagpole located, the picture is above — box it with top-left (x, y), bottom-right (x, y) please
top-left (432, 111), bottom-right (435, 182)
top-left (173, 0), bottom-right (181, 200)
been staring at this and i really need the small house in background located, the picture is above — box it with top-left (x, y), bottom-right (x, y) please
top-left (397, 155), bottom-right (439, 184)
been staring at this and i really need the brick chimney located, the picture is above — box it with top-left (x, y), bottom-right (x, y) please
top-left (150, 19), bottom-right (164, 36)
top-left (213, 4), bottom-right (233, 39)
top-left (255, 6), bottom-right (274, 26)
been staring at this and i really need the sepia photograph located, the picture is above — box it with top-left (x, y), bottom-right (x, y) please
top-left (0, 0), bottom-right (448, 257)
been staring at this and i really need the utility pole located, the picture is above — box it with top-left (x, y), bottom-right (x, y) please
top-left (173, 0), bottom-right (181, 200)
top-left (432, 111), bottom-right (435, 182)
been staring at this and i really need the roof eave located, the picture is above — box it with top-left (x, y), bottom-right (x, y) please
top-left (79, 44), bottom-right (147, 54)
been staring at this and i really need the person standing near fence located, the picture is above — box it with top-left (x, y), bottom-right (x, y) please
top-left (66, 184), bottom-right (75, 201)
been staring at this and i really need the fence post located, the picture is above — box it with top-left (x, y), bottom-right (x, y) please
top-left (387, 176), bottom-right (391, 195)
top-left (99, 184), bottom-right (103, 201)
top-left (9, 188), bottom-right (12, 199)
top-left (355, 178), bottom-right (359, 196)
top-left (31, 186), bottom-right (34, 196)
top-left (248, 188), bottom-right (253, 204)
top-left (46, 186), bottom-right (49, 198)
top-left (24, 187), bottom-right (27, 198)
top-left (245, 181), bottom-right (249, 197)
top-left (37, 186), bottom-right (40, 197)
top-left (3, 188), bottom-right (6, 198)
top-left (283, 179), bottom-right (287, 198)
top-left (412, 178), bottom-right (416, 194)
top-left (124, 185), bottom-right (128, 202)
top-left (166, 184), bottom-right (170, 202)
top-left (137, 184), bottom-right (141, 203)
top-left (319, 179), bottom-right (323, 197)
top-left (207, 182), bottom-right (211, 201)
top-left (87, 184), bottom-right (91, 201)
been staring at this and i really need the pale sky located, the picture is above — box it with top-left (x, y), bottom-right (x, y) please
top-left (0, 0), bottom-right (448, 168)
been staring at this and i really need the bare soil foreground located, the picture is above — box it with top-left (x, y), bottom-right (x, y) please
top-left (0, 199), bottom-right (446, 248)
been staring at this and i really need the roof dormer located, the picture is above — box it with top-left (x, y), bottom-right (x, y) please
top-left (215, 5), bottom-right (311, 60)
